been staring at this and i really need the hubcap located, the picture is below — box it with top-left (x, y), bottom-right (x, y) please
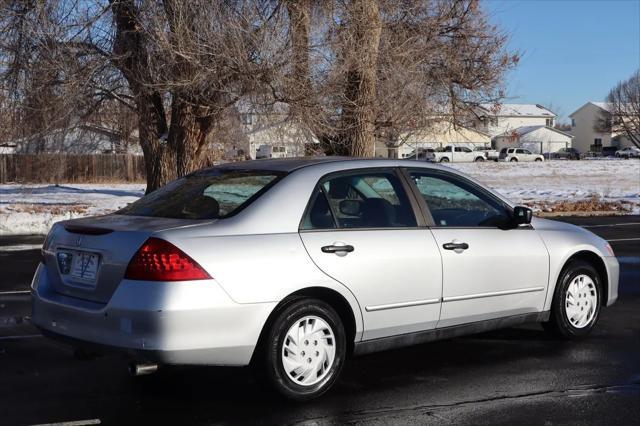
top-left (281, 315), bottom-right (336, 386)
top-left (565, 274), bottom-right (598, 329)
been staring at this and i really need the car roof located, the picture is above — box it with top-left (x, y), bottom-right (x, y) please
top-left (212, 156), bottom-right (444, 173)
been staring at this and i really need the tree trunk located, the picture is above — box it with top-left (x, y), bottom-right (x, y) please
top-left (342, 0), bottom-right (382, 157)
top-left (169, 97), bottom-right (214, 177)
top-left (136, 94), bottom-right (175, 193)
top-left (287, 0), bottom-right (312, 109)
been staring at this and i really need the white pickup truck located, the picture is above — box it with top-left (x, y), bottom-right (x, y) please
top-left (429, 146), bottom-right (487, 163)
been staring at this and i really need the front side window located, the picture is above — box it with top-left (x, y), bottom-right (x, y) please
top-left (409, 171), bottom-right (511, 227)
top-left (301, 170), bottom-right (417, 230)
top-left (118, 170), bottom-right (282, 220)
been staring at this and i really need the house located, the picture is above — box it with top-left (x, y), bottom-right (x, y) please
top-left (241, 113), bottom-right (318, 159)
top-left (13, 124), bottom-right (140, 154)
top-left (386, 121), bottom-right (492, 158)
top-left (473, 104), bottom-right (557, 137)
top-left (569, 101), bottom-right (635, 154)
top-left (0, 142), bottom-right (17, 154)
top-left (493, 125), bottom-right (574, 154)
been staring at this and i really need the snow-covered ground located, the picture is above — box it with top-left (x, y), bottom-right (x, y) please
top-left (449, 159), bottom-right (640, 214)
top-left (0, 159), bottom-right (638, 236)
top-left (0, 184), bottom-right (144, 236)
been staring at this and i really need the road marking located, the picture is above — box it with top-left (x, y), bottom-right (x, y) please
top-left (0, 243), bottom-right (42, 252)
top-left (0, 334), bottom-right (42, 341)
top-left (583, 222), bottom-right (640, 228)
top-left (607, 238), bottom-right (640, 242)
top-left (0, 290), bottom-right (30, 295)
top-left (617, 256), bottom-right (640, 264)
top-left (31, 419), bottom-right (101, 426)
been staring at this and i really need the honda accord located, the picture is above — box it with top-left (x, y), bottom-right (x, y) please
top-left (31, 157), bottom-right (619, 400)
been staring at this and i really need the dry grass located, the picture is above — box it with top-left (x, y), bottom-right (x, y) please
top-left (526, 196), bottom-right (632, 215)
top-left (2, 204), bottom-right (89, 215)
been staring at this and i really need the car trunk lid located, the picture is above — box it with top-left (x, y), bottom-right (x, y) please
top-left (43, 214), bottom-right (214, 304)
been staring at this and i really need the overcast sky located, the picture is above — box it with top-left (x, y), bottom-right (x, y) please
top-left (485, 0), bottom-right (640, 122)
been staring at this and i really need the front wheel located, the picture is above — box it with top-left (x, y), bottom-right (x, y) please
top-left (255, 298), bottom-right (346, 401)
top-left (543, 260), bottom-right (602, 339)
top-left (474, 156), bottom-right (485, 162)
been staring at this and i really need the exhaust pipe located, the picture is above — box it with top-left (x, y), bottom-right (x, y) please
top-left (129, 362), bottom-right (158, 376)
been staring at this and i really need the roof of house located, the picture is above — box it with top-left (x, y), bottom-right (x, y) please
top-left (569, 101), bottom-right (613, 117)
top-left (478, 103), bottom-right (556, 117)
top-left (495, 125), bottom-right (574, 139)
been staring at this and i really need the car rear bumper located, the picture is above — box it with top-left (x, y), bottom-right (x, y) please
top-left (31, 263), bottom-right (276, 366)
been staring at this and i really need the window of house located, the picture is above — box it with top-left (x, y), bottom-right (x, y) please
top-left (571, 118), bottom-right (576, 127)
top-left (240, 113), bottom-right (253, 125)
top-left (594, 138), bottom-right (602, 146)
top-left (546, 118), bottom-right (554, 127)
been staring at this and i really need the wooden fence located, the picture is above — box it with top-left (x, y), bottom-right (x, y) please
top-left (0, 154), bottom-right (146, 183)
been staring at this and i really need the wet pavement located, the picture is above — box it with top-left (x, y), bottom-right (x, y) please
top-left (0, 216), bottom-right (639, 425)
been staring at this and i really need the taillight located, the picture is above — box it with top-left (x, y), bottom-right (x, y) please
top-left (124, 238), bottom-right (211, 281)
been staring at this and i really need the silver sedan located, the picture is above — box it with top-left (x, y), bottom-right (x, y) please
top-left (31, 157), bottom-right (619, 400)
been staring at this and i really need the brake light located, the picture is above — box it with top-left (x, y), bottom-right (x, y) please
top-left (125, 238), bottom-right (211, 281)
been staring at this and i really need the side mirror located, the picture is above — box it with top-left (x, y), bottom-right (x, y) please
top-left (339, 199), bottom-right (363, 217)
top-left (512, 206), bottom-right (532, 225)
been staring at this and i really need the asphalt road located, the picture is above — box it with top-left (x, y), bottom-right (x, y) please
top-left (1, 216), bottom-right (639, 425)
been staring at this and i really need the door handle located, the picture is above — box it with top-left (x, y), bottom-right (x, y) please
top-left (321, 244), bottom-right (355, 254)
top-left (442, 242), bottom-right (469, 251)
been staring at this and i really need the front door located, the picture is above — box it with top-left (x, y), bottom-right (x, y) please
top-left (299, 169), bottom-right (442, 340)
top-left (405, 169), bottom-right (549, 328)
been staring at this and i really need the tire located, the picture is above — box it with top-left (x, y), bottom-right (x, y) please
top-left (439, 157), bottom-right (450, 163)
top-left (535, 158), bottom-right (543, 162)
top-left (543, 260), bottom-right (603, 339)
top-left (474, 156), bottom-right (485, 162)
top-left (254, 298), bottom-right (346, 401)
top-left (509, 157), bottom-right (518, 162)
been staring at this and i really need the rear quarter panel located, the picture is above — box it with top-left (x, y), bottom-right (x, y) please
top-left (155, 232), bottom-right (365, 340)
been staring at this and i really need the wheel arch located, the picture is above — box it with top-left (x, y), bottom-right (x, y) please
top-left (250, 286), bottom-right (361, 365)
top-left (559, 250), bottom-right (609, 305)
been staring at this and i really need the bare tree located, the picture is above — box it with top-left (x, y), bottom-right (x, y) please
top-left (2, 0), bottom-right (518, 189)
top-left (595, 70), bottom-right (640, 148)
top-left (282, 0), bottom-right (518, 157)
top-left (1, 1), bottom-right (288, 192)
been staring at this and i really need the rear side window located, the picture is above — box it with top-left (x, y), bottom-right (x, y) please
top-left (301, 170), bottom-right (417, 230)
top-left (118, 170), bottom-right (283, 219)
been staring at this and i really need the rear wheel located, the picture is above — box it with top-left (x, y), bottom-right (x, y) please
top-left (543, 260), bottom-right (602, 339)
top-left (255, 298), bottom-right (346, 401)
top-left (474, 156), bottom-right (485, 162)
top-left (510, 157), bottom-right (518, 162)
top-left (535, 157), bottom-right (543, 162)
top-left (439, 157), bottom-right (450, 163)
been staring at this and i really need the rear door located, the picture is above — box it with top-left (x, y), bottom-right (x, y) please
top-left (299, 168), bottom-right (443, 340)
top-left (404, 168), bottom-right (549, 328)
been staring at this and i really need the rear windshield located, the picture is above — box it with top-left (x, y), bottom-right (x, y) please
top-left (118, 169), bottom-right (284, 220)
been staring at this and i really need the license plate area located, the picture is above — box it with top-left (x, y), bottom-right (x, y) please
top-left (56, 249), bottom-right (101, 287)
